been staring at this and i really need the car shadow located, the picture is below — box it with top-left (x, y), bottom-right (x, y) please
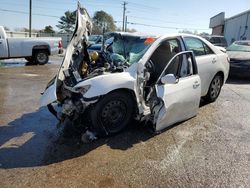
top-left (0, 107), bottom-right (158, 169)
top-left (25, 61), bottom-right (37, 66)
top-left (226, 76), bottom-right (250, 85)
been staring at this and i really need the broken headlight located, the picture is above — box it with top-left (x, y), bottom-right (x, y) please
top-left (63, 68), bottom-right (82, 87)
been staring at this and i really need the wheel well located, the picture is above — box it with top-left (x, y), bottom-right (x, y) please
top-left (216, 71), bottom-right (224, 84)
top-left (32, 45), bottom-right (50, 56)
top-left (108, 88), bottom-right (139, 114)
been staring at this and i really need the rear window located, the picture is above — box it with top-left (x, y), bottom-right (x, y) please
top-left (210, 37), bottom-right (221, 44)
top-left (220, 37), bottom-right (227, 44)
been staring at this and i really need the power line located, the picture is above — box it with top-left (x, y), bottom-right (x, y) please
top-left (33, 0), bottom-right (121, 9)
top-left (115, 20), bottom-right (210, 31)
top-left (129, 15), bottom-right (199, 26)
top-left (109, 0), bottom-right (158, 10)
top-left (0, 8), bottom-right (60, 18)
top-left (127, 1), bottom-right (158, 10)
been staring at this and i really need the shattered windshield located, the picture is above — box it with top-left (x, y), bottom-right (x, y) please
top-left (106, 35), bottom-right (156, 65)
top-left (89, 35), bottom-right (101, 42)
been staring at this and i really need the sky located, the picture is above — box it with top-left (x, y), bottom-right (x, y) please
top-left (0, 0), bottom-right (249, 35)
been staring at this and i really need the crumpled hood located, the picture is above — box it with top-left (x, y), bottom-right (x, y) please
top-left (40, 3), bottom-right (92, 107)
top-left (227, 51), bottom-right (250, 61)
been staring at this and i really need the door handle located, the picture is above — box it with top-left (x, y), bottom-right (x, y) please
top-left (193, 81), bottom-right (200, 88)
top-left (212, 58), bottom-right (216, 63)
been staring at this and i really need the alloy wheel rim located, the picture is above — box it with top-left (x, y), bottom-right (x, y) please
top-left (210, 76), bottom-right (221, 99)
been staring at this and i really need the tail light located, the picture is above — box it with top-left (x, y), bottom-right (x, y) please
top-left (58, 40), bottom-right (62, 48)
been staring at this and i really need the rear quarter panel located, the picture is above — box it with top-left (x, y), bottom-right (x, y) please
top-left (196, 37), bottom-right (229, 96)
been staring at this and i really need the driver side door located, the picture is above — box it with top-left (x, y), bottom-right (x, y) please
top-left (152, 51), bottom-right (201, 131)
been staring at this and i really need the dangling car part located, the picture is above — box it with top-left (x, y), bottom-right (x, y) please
top-left (40, 3), bottom-right (229, 137)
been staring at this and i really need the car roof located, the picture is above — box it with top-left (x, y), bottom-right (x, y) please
top-left (105, 31), bottom-right (205, 40)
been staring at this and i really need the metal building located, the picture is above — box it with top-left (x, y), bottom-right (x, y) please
top-left (210, 10), bottom-right (250, 45)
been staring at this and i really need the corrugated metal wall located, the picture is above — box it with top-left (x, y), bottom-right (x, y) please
top-left (224, 11), bottom-right (250, 45)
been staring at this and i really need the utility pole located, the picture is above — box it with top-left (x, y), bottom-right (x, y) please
top-left (122, 1), bottom-right (127, 31)
top-left (29, 0), bottom-right (32, 37)
top-left (125, 16), bottom-right (127, 32)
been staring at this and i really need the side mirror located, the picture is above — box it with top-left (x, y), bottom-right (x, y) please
top-left (161, 74), bottom-right (177, 84)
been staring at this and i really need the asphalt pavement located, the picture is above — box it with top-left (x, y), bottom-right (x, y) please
top-left (0, 56), bottom-right (249, 188)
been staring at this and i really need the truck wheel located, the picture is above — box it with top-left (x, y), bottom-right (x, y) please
top-left (90, 91), bottom-right (135, 136)
top-left (34, 50), bottom-right (49, 65)
top-left (204, 74), bottom-right (223, 103)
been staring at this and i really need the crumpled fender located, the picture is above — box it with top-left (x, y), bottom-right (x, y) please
top-left (40, 81), bottom-right (57, 107)
top-left (73, 72), bottom-right (136, 98)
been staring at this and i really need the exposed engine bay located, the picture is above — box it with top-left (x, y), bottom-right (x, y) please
top-left (62, 36), bottom-right (130, 89)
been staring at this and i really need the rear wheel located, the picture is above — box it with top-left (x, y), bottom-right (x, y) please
top-left (34, 50), bottom-right (49, 65)
top-left (204, 74), bottom-right (223, 102)
top-left (90, 91), bottom-right (134, 136)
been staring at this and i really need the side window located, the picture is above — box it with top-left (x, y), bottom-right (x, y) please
top-left (213, 37), bottom-right (221, 44)
top-left (165, 53), bottom-right (194, 78)
top-left (179, 56), bottom-right (193, 77)
top-left (165, 58), bottom-right (180, 76)
top-left (149, 38), bottom-right (181, 81)
top-left (184, 37), bottom-right (214, 56)
top-left (184, 37), bottom-right (206, 56)
top-left (209, 37), bottom-right (215, 44)
top-left (221, 37), bottom-right (228, 46)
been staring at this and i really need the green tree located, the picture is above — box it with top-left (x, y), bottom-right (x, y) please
top-left (57, 9), bottom-right (116, 34)
top-left (43, 25), bottom-right (55, 33)
top-left (93, 11), bottom-right (116, 34)
top-left (179, 29), bottom-right (194, 34)
top-left (56, 10), bottom-right (76, 33)
top-left (199, 32), bottom-right (210, 36)
top-left (4, 26), bottom-right (10, 31)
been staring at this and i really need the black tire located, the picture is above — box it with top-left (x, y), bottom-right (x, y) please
top-left (90, 91), bottom-right (135, 136)
top-left (34, 50), bottom-right (49, 65)
top-left (204, 74), bottom-right (223, 103)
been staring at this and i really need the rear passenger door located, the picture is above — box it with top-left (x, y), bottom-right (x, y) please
top-left (183, 37), bottom-right (217, 96)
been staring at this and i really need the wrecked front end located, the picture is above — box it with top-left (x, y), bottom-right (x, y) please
top-left (40, 4), bottom-right (156, 139)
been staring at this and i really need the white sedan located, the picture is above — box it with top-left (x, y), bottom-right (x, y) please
top-left (40, 4), bottom-right (229, 137)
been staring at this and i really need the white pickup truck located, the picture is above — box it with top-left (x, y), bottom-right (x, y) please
top-left (0, 26), bottom-right (62, 65)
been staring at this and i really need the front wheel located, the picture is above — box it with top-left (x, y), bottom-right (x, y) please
top-left (204, 74), bottom-right (223, 103)
top-left (90, 91), bottom-right (135, 136)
